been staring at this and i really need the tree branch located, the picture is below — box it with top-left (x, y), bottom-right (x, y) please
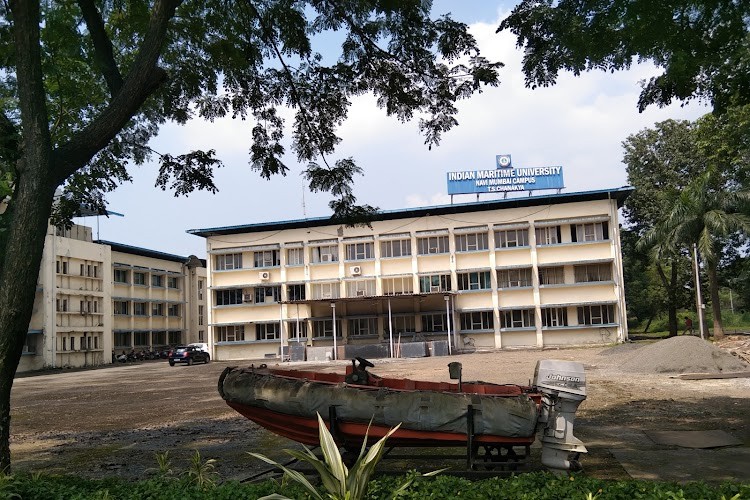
top-left (52, 0), bottom-right (182, 184)
top-left (242, 0), bottom-right (332, 168)
top-left (77, 0), bottom-right (123, 95)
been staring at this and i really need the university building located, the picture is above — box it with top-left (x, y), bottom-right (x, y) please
top-left (20, 223), bottom-right (207, 373)
top-left (189, 187), bottom-right (631, 361)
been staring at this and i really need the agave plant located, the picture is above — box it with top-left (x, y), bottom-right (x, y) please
top-left (249, 413), bottom-right (442, 500)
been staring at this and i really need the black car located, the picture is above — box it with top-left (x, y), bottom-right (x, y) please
top-left (168, 345), bottom-right (210, 366)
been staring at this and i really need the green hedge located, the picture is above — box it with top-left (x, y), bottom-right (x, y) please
top-left (4, 472), bottom-right (749, 500)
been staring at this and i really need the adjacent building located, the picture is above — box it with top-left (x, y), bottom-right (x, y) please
top-left (20, 224), bottom-right (207, 373)
top-left (189, 187), bottom-right (632, 361)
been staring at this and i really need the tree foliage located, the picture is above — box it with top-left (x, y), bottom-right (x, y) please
top-left (0, 0), bottom-right (502, 472)
top-left (498, 0), bottom-right (750, 113)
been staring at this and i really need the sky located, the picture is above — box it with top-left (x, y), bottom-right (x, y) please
top-left (83, 1), bottom-right (710, 258)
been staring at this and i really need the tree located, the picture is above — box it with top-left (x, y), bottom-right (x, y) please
top-left (641, 170), bottom-right (750, 338)
top-left (498, 0), bottom-right (750, 113)
top-left (0, 0), bottom-right (501, 471)
top-left (622, 119), bottom-right (703, 336)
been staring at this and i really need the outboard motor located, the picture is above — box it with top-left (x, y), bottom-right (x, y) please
top-left (533, 360), bottom-right (588, 472)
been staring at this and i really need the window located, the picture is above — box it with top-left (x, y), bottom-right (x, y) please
top-left (542, 307), bottom-right (569, 327)
top-left (114, 301), bottom-right (129, 315)
top-left (217, 325), bottom-right (245, 342)
top-left (153, 331), bottom-right (166, 345)
top-left (61, 337), bottom-right (66, 351)
top-left (572, 221), bottom-right (609, 242)
top-left (460, 311), bottom-right (494, 331)
top-left (419, 274), bottom-right (451, 293)
top-left (500, 309), bottom-right (535, 329)
top-left (198, 305), bottom-right (204, 326)
top-left (216, 289), bottom-right (243, 306)
top-left (417, 235), bottom-right (449, 255)
top-left (215, 253), bottom-right (242, 270)
top-left (254, 250), bottom-right (280, 268)
top-left (198, 280), bottom-right (204, 300)
top-left (381, 239), bottom-right (411, 258)
top-left (574, 263), bottom-right (612, 283)
top-left (287, 284), bottom-right (306, 301)
top-left (133, 272), bottom-right (146, 285)
top-left (495, 228), bottom-right (529, 248)
top-left (254, 286), bottom-right (281, 304)
top-left (70, 337), bottom-right (75, 351)
top-left (421, 312), bottom-right (448, 333)
top-left (287, 247), bottom-right (304, 266)
top-left (345, 242), bottom-right (374, 260)
top-left (539, 266), bottom-right (565, 285)
top-left (23, 335), bottom-right (37, 354)
top-left (152, 303), bottom-right (164, 316)
top-left (56, 260), bottom-right (68, 274)
top-left (168, 331), bottom-right (182, 344)
top-left (168, 276), bottom-right (179, 289)
top-left (497, 268), bottom-right (533, 288)
top-left (535, 226), bottom-right (561, 245)
top-left (577, 304), bottom-right (616, 325)
top-left (455, 232), bottom-right (489, 252)
top-left (346, 279), bottom-right (376, 298)
top-left (457, 271), bottom-right (492, 291)
top-left (168, 304), bottom-right (180, 317)
top-left (349, 317), bottom-right (377, 336)
top-left (256, 322), bottom-right (280, 341)
top-left (198, 330), bottom-right (204, 342)
top-left (382, 276), bottom-right (414, 295)
top-left (134, 302), bottom-right (147, 316)
top-left (151, 274), bottom-right (163, 287)
top-left (114, 269), bottom-right (128, 283)
top-left (312, 319), bottom-right (341, 338)
top-left (390, 315), bottom-right (416, 334)
top-left (311, 244), bottom-right (338, 263)
top-left (312, 282), bottom-right (339, 300)
top-left (288, 320), bottom-right (307, 339)
top-left (134, 332), bottom-right (149, 346)
top-left (56, 298), bottom-right (68, 312)
top-left (114, 332), bottom-right (131, 347)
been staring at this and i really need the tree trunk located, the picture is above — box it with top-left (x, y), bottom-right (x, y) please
top-left (643, 316), bottom-right (653, 333)
top-left (655, 261), bottom-right (679, 337)
top-left (706, 261), bottom-right (724, 339)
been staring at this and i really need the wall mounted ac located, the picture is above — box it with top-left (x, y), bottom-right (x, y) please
top-left (243, 293), bottom-right (253, 302)
top-left (259, 271), bottom-right (270, 281)
top-left (350, 265), bottom-right (362, 276)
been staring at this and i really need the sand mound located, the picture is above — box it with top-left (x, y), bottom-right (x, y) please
top-left (618, 336), bottom-right (750, 374)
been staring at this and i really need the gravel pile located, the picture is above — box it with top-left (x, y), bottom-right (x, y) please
top-left (618, 336), bottom-right (750, 374)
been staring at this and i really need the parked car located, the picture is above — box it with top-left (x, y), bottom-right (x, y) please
top-left (188, 342), bottom-right (209, 353)
top-left (168, 345), bottom-right (210, 366)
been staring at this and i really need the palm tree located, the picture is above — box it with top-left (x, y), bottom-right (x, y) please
top-left (641, 171), bottom-right (750, 339)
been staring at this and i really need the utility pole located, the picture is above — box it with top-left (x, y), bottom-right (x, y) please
top-left (693, 244), bottom-right (706, 340)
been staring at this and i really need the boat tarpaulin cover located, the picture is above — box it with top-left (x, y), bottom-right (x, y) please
top-left (220, 369), bottom-right (538, 438)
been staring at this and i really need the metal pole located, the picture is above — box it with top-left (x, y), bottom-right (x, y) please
top-left (693, 244), bottom-right (706, 340)
top-left (445, 295), bottom-right (452, 355)
top-left (331, 302), bottom-right (337, 360)
top-left (296, 303), bottom-right (300, 342)
top-left (279, 303), bottom-right (284, 359)
top-left (388, 298), bottom-right (394, 358)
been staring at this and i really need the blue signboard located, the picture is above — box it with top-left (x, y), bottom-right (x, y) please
top-left (447, 155), bottom-right (564, 195)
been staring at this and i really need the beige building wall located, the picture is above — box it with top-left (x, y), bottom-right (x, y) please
top-left (20, 224), bottom-right (112, 372)
top-left (19, 225), bottom-right (207, 373)
top-left (192, 189), bottom-right (631, 361)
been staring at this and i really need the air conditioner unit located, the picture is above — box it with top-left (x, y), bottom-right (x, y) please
top-left (321, 254), bottom-right (332, 262)
top-left (259, 271), bottom-right (270, 281)
top-left (243, 293), bottom-right (253, 302)
top-left (350, 265), bottom-right (362, 276)
top-left (430, 285), bottom-right (441, 293)
top-left (356, 290), bottom-right (366, 297)
top-left (321, 292), bottom-right (332, 299)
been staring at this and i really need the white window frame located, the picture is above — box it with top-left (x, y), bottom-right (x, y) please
top-left (254, 250), bottom-right (280, 268)
top-left (217, 325), bottom-right (245, 342)
top-left (542, 307), bottom-right (568, 327)
top-left (535, 226), bottom-right (560, 245)
top-left (457, 271), bottom-right (491, 291)
top-left (382, 276), bottom-right (414, 295)
top-left (539, 266), bottom-right (565, 285)
top-left (311, 245), bottom-right (339, 263)
top-left (380, 239), bottom-right (411, 258)
top-left (574, 263), bottom-right (612, 283)
top-left (256, 322), bottom-right (280, 341)
top-left (421, 312), bottom-right (448, 333)
top-left (417, 235), bottom-right (449, 255)
top-left (501, 309), bottom-right (535, 329)
top-left (346, 279), bottom-right (376, 297)
top-left (419, 274), bottom-right (451, 293)
top-left (312, 282), bottom-right (339, 299)
top-left (286, 247), bottom-right (304, 266)
top-left (495, 228), bottom-right (529, 248)
top-left (215, 253), bottom-right (243, 271)
top-left (497, 268), bottom-right (533, 288)
top-left (460, 311), bottom-right (494, 331)
top-left (345, 242), bottom-right (374, 261)
top-left (348, 317), bottom-right (377, 336)
top-left (455, 232), bottom-right (489, 252)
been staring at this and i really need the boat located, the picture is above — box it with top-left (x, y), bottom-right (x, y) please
top-left (218, 357), bottom-right (588, 471)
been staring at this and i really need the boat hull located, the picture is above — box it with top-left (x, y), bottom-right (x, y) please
top-left (219, 366), bottom-right (540, 448)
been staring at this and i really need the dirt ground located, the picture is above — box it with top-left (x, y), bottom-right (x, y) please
top-left (9, 338), bottom-right (750, 482)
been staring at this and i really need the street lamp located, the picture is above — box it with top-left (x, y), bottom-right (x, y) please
top-left (331, 302), bottom-right (337, 360)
